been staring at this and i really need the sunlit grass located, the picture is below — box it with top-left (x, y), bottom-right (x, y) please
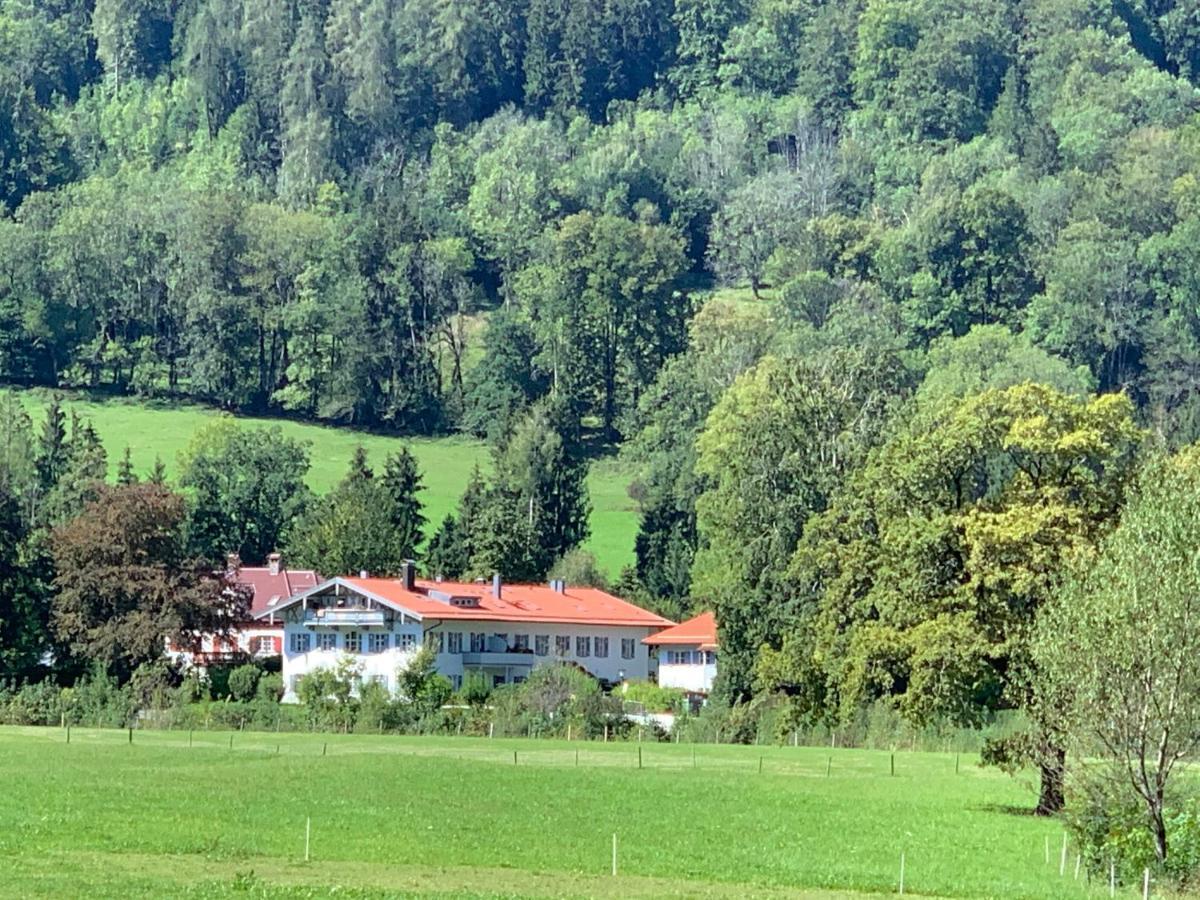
top-left (0, 725), bottom-right (1127, 899)
top-left (9, 388), bottom-right (636, 576)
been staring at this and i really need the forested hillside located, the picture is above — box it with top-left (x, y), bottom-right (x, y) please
top-left (9, 0), bottom-right (1200, 778)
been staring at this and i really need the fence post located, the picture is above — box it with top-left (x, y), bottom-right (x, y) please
top-left (898, 852), bottom-right (905, 895)
top-left (611, 833), bottom-right (617, 876)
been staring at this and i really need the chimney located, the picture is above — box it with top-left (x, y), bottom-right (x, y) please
top-left (492, 572), bottom-right (502, 598)
top-left (401, 559), bottom-right (416, 591)
top-left (549, 579), bottom-right (565, 593)
top-left (226, 552), bottom-right (241, 574)
top-left (267, 552), bottom-right (282, 576)
top-left (359, 569), bottom-right (369, 579)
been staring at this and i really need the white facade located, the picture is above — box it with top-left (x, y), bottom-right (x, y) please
top-left (282, 618), bottom-right (424, 699)
top-left (426, 620), bottom-right (658, 690)
top-left (272, 579), bottom-right (663, 701)
top-left (657, 647), bottom-right (718, 694)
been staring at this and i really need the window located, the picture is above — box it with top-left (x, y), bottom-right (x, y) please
top-left (493, 674), bottom-right (506, 687)
top-left (397, 633), bottom-right (415, 651)
top-left (470, 632), bottom-right (486, 652)
top-left (513, 634), bottom-right (529, 652)
top-left (345, 631), bottom-right (361, 653)
top-left (667, 650), bottom-right (693, 665)
top-left (428, 632), bottom-right (445, 653)
top-left (576, 636), bottom-right (591, 657)
top-left (621, 638), bottom-right (636, 660)
top-left (318, 632), bottom-right (337, 652)
top-left (289, 633), bottom-right (311, 654)
top-left (368, 632), bottom-right (389, 653)
top-left (448, 632), bottom-right (463, 654)
top-left (493, 633), bottom-right (508, 649)
top-left (705, 650), bottom-right (717, 665)
top-left (594, 637), bottom-right (609, 658)
top-left (535, 635), bottom-right (549, 656)
top-left (250, 636), bottom-right (278, 656)
top-left (555, 635), bottom-right (571, 656)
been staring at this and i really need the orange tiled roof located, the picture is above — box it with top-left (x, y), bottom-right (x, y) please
top-left (642, 611), bottom-right (717, 650)
top-left (264, 576), bottom-right (675, 630)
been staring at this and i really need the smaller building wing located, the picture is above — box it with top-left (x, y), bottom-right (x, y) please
top-left (642, 611), bottom-right (717, 650)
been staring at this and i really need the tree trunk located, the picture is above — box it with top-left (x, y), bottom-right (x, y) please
top-left (1152, 803), bottom-right (1168, 864)
top-left (1035, 745), bottom-right (1066, 815)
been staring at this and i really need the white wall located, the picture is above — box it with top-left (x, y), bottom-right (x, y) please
top-left (279, 617), bottom-right (659, 700)
top-left (281, 620), bottom-right (423, 701)
top-left (427, 619), bottom-right (658, 686)
top-left (656, 645), bottom-right (717, 693)
top-left (167, 626), bottom-right (283, 670)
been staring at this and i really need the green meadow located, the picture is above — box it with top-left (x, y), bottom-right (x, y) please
top-left (8, 388), bottom-right (637, 577)
top-left (0, 726), bottom-right (1135, 899)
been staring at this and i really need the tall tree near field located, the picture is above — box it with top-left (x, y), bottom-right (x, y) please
top-left (520, 211), bottom-right (689, 436)
top-left (1035, 448), bottom-right (1200, 866)
top-left (287, 447), bottom-right (425, 576)
top-left (692, 347), bottom-right (908, 700)
top-left (0, 485), bottom-right (49, 682)
top-left (50, 483), bottom-right (248, 682)
top-left (486, 400), bottom-right (590, 570)
top-left (178, 420), bottom-right (312, 564)
top-left (769, 384), bottom-right (1144, 813)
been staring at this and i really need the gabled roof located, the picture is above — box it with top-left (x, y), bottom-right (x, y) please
top-left (235, 564), bottom-right (320, 618)
top-left (642, 611), bottom-right (717, 650)
top-left (254, 576), bottom-right (675, 629)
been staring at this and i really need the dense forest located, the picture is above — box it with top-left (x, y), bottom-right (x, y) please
top-left (10, 0), bottom-right (1200, 830)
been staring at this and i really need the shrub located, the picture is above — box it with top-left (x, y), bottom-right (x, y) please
top-left (618, 680), bottom-right (686, 714)
top-left (228, 665), bottom-right (261, 702)
top-left (1067, 774), bottom-right (1200, 886)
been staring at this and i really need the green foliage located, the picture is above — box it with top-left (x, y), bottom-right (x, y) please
top-left (226, 665), bottom-right (261, 703)
top-left (693, 347), bottom-right (908, 698)
top-left (178, 420), bottom-right (312, 564)
top-left (287, 446), bottom-right (425, 577)
top-left (1036, 448), bottom-right (1200, 868)
top-left (618, 680), bottom-right (686, 714)
top-left (777, 384), bottom-right (1144, 745)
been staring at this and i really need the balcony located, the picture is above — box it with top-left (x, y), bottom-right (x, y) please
top-left (303, 608), bottom-right (386, 628)
top-left (460, 651), bottom-right (536, 668)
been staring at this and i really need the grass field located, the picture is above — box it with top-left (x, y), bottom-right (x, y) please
top-left (0, 726), bottom-right (1139, 899)
top-left (8, 388), bottom-right (637, 577)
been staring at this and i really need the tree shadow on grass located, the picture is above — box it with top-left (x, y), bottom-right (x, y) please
top-left (974, 802), bottom-right (1039, 817)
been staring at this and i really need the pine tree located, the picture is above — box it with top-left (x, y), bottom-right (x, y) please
top-left (148, 456), bottom-right (168, 485)
top-left (379, 448), bottom-right (425, 561)
top-left (116, 446), bottom-right (138, 485)
top-left (35, 396), bottom-right (68, 492)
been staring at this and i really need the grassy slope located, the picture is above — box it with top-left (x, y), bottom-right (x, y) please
top-left (10, 389), bottom-right (637, 577)
top-left (0, 726), bottom-right (1118, 900)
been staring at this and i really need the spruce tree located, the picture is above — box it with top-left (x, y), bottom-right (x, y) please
top-left (116, 446), bottom-right (138, 485)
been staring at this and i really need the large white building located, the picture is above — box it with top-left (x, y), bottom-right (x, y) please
top-left (644, 611), bottom-right (718, 697)
top-left (255, 566), bottom-right (674, 700)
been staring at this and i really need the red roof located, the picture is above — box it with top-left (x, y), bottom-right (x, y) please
top-left (271, 576), bottom-right (675, 629)
top-left (236, 564), bottom-right (320, 618)
top-left (642, 611), bottom-right (717, 650)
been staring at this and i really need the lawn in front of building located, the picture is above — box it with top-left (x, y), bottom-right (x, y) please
top-left (0, 726), bottom-right (1121, 898)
